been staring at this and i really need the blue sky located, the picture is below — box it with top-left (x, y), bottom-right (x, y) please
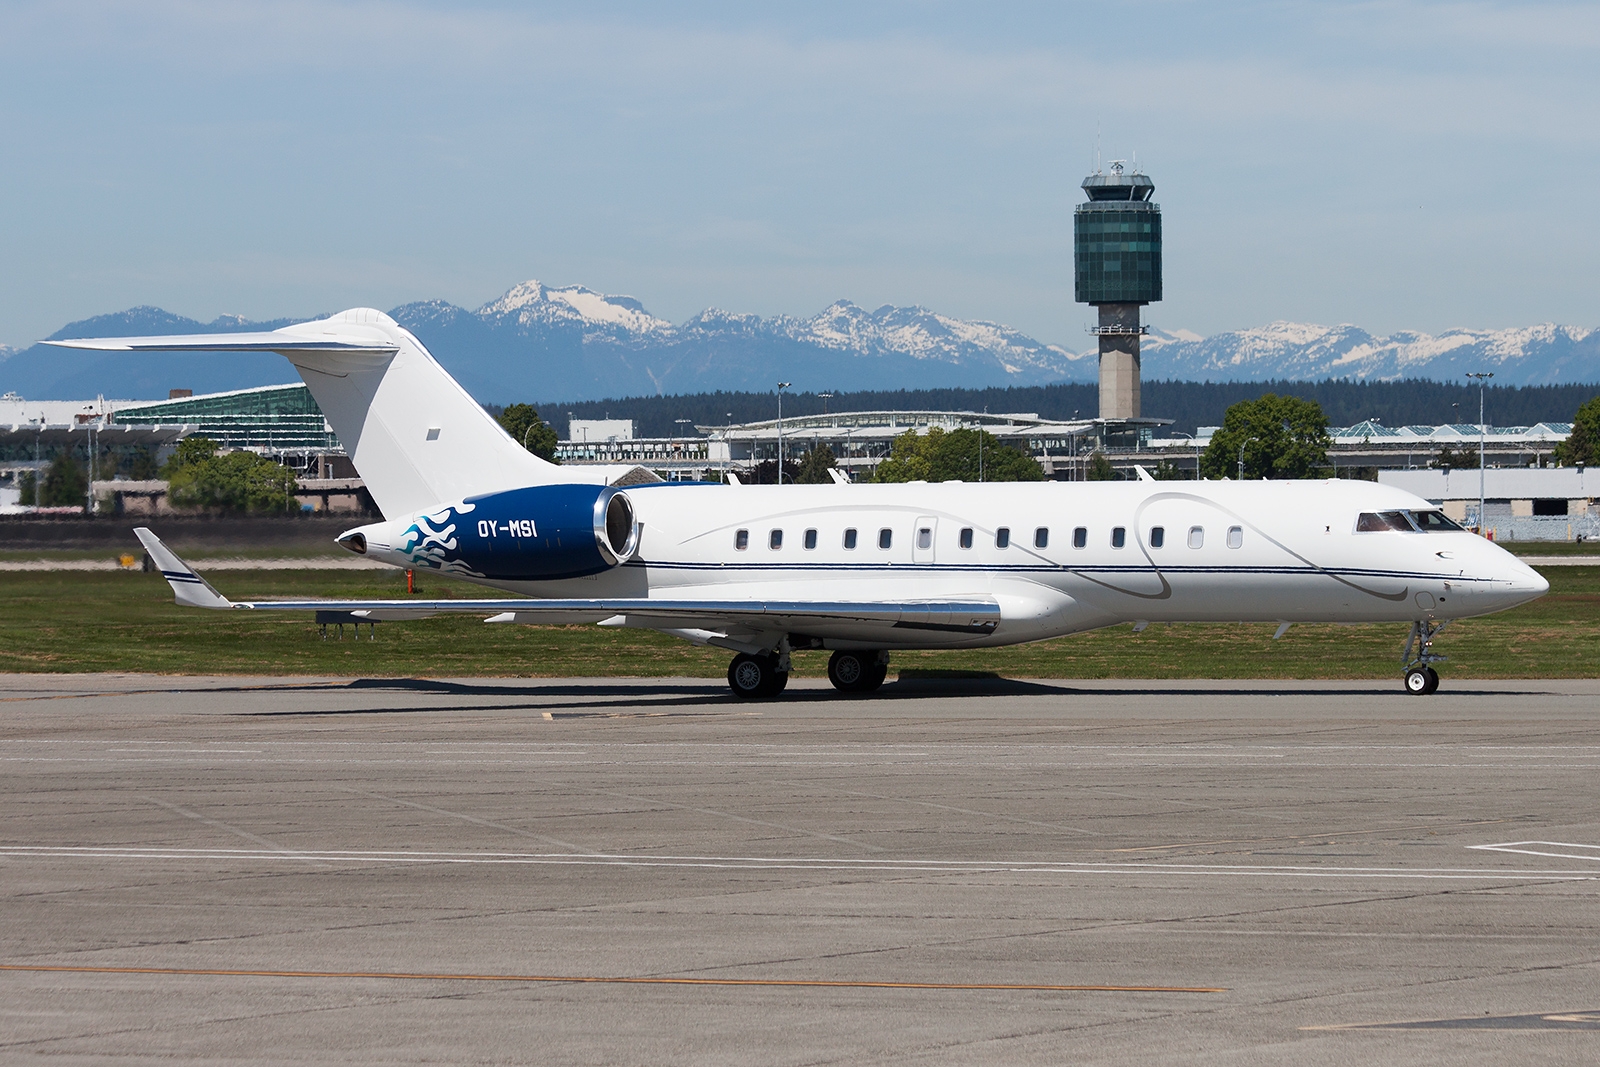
top-left (2, 1), bottom-right (1596, 349)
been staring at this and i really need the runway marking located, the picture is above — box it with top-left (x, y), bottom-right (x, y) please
top-left (0, 962), bottom-right (1224, 993)
top-left (1470, 841), bottom-right (1600, 862)
top-left (2, 846), bottom-right (1596, 881)
top-left (1304, 1010), bottom-right (1600, 1031)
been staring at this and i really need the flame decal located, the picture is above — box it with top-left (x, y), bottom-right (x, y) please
top-left (398, 501), bottom-right (484, 577)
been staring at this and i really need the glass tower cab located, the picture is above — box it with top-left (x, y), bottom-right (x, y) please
top-left (1073, 162), bottom-right (1162, 419)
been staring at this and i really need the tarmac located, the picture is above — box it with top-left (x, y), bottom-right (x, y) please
top-left (3, 673), bottom-right (1600, 1065)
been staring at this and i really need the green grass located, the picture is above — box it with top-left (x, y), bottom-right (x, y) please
top-left (1503, 541), bottom-right (1600, 557)
top-left (0, 545), bottom-right (346, 562)
top-left (3, 566), bottom-right (1596, 679)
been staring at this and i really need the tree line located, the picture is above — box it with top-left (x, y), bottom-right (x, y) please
top-left (22, 391), bottom-right (1597, 512)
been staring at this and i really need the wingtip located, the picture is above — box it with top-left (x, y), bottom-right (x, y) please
top-left (133, 528), bottom-right (232, 609)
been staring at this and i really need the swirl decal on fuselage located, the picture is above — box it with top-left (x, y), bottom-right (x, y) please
top-left (1068, 491), bottom-right (1409, 603)
top-left (398, 501), bottom-right (486, 578)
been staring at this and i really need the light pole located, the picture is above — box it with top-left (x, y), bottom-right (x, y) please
top-left (1237, 440), bottom-right (1246, 481)
top-left (1173, 432), bottom-right (1197, 478)
top-left (673, 419), bottom-right (693, 481)
top-left (776, 382), bottom-right (790, 485)
top-left (1467, 372), bottom-right (1494, 534)
top-left (818, 392), bottom-right (833, 416)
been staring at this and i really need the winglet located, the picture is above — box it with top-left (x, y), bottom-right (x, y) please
top-left (133, 528), bottom-right (233, 609)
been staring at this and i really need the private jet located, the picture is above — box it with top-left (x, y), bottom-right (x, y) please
top-left (51, 309), bottom-right (1549, 698)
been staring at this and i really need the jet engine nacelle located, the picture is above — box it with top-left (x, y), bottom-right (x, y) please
top-left (339, 484), bottom-right (639, 581)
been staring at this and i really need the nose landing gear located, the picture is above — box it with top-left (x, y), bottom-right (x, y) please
top-left (1401, 620), bottom-right (1447, 695)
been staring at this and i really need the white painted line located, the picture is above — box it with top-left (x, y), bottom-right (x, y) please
top-left (2, 846), bottom-right (1596, 881)
top-left (1470, 841), bottom-right (1600, 862)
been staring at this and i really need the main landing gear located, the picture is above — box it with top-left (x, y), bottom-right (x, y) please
top-left (826, 650), bottom-right (888, 694)
top-left (1401, 620), bottom-right (1446, 695)
top-left (724, 648), bottom-right (890, 699)
top-left (727, 652), bottom-right (789, 699)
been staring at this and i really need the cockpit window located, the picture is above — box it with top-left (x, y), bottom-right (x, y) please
top-left (1356, 510), bottom-right (1463, 533)
top-left (1357, 511), bottom-right (1413, 532)
top-left (1409, 510), bottom-right (1462, 531)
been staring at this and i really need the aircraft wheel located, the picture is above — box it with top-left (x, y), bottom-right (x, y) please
top-left (729, 654), bottom-right (777, 699)
top-left (827, 651), bottom-right (870, 691)
top-left (1404, 666), bottom-right (1432, 695)
top-left (860, 661), bottom-right (889, 693)
top-left (1423, 666), bottom-right (1440, 694)
top-left (828, 651), bottom-right (888, 693)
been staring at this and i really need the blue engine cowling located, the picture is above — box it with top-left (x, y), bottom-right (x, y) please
top-left (343, 484), bottom-right (639, 581)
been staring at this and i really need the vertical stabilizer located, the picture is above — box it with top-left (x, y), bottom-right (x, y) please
top-left (50, 308), bottom-right (587, 518)
top-left (273, 310), bottom-right (558, 516)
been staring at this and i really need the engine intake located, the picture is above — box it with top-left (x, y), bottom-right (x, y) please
top-left (596, 488), bottom-right (638, 564)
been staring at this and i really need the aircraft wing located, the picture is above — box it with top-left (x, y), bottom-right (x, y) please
top-left (134, 530), bottom-right (1000, 636)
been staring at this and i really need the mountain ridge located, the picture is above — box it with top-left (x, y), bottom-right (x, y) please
top-left (2, 280), bottom-right (1596, 401)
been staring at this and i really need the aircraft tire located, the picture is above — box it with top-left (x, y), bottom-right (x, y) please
top-left (729, 654), bottom-right (776, 699)
top-left (1404, 666), bottom-right (1432, 695)
top-left (827, 651), bottom-right (870, 692)
top-left (861, 660), bottom-right (889, 693)
top-left (1423, 666), bottom-right (1440, 694)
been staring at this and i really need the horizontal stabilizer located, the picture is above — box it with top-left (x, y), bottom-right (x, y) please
top-left (45, 332), bottom-right (397, 354)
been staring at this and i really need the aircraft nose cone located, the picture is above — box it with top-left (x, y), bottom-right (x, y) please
top-left (1517, 564), bottom-right (1550, 598)
top-left (1496, 558), bottom-right (1549, 606)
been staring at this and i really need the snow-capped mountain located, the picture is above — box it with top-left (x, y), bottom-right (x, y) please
top-left (381, 282), bottom-right (1090, 402)
top-left (478, 281), bottom-right (676, 338)
top-left (3, 279), bottom-right (1597, 401)
top-left (1141, 322), bottom-right (1600, 385)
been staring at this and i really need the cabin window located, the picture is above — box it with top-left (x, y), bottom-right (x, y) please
top-left (1357, 511), bottom-right (1412, 532)
top-left (1111, 526), bottom-right (1126, 549)
top-left (1034, 527), bottom-right (1049, 549)
top-left (1188, 526), bottom-right (1204, 549)
top-left (1150, 526), bottom-right (1165, 548)
top-left (804, 528), bottom-right (818, 550)
top-left (769, 529), bottom-right (783, 550)
top-left (843, 528), bottom-right (858, 549)
top-left (735, 529), bottom-right (749, 550)
top-left (996, 527), bottom-right (1010, 549)
top-left (1226, 525), bottom-right (1243, 549)
top-left (1072, 527), bottom-right (1087, 549)
top-left (917, 527), bottom-right (933, 550)
top-left (879, 528), bottom-right (893, 550)
top-left (959, 527), bottom-right (973, 549)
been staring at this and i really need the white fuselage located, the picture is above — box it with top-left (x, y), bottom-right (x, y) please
top-left (355, 478), bottom-right (1548, 650)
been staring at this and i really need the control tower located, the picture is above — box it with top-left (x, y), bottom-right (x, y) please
top-left (1074, 162), bottom-right (1161, 419)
